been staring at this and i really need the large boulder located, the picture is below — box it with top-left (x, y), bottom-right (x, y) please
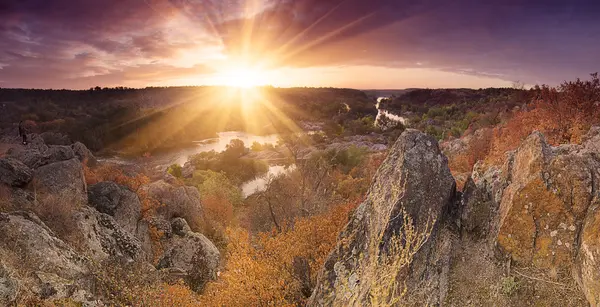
top-left (73, 207), bottom-right (144, 262)
top-left (88, 181), bottom-right (141, 235)
top-left (45, 145), bottom-right (75, 164)
top-left (6, 140), bottom-right (76, 169)
top-left (6, 146), bottom-right (46, 169)
top-left (309, 130), bottom-right (456, 306)
top-left (32, 158), bottom-right (87, 204)
top-left (460, 128), bottom-right (600, 305)
top-left (157, 218), bottom-right (220, 292)
top-left (0, 157), bottom-right (33, 187)
top-left (495, 132), bottom-right (600, 271)
top-left (144, 180), bottom-right (204, 223)
top-left (0, 211), bottom-right (90, 301)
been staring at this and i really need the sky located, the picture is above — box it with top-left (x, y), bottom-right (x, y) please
top-left (0, 0), bottom-right (599, 89)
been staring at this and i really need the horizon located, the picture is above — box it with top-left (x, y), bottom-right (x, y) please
top-left (1, 0), bottom-right (599, 90)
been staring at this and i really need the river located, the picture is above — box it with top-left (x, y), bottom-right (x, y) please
top-left (173, 131), bottom-right (279, 165)
top-left (375, 98), bottom-right (407, 126)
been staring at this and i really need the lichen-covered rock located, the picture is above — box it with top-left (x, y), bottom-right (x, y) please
top-left (144, 180), bottom-right (203, 222)
top-left (495, 131), bottom-right (600, 272)
top-left (32, 158), bottom-right (87, 204)
top-left (73, 207), bottom-right (144, 262)
top-left (577, 199), bottom-right (600, 305)
top-left (0, 211), bottom-right (89, 279)
top-left (88, 181), bottom-right (141, 235)
top-left (157, 226), bottom-right (220, 292)
top-left (0, 157), bottom-right (33, 187)
top-left (309, 130), bottom-right (456, 306)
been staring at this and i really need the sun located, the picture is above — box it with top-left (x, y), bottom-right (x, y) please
top-left (219, 67), bottom-right (269, 88)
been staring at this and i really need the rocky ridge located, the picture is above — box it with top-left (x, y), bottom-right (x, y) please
top-left (309, 128), bottom-right (600, 306)
top-left (0, 134), bottom-right (219, 306)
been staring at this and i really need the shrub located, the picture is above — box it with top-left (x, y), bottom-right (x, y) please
top-left (200, 202), bottom-right (356, 306)
top-left (500, 276), bottom-right (520, 296)
top-left (167, 164), bottom-right (183, 178)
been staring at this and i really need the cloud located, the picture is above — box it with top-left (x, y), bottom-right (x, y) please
top-left (0, 0), bottom-right (599, 88)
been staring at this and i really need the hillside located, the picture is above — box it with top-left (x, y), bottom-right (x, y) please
top-left (1, 74), bottom-right (600, 306)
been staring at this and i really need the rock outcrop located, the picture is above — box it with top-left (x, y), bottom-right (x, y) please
top-left (157, 218), bottom-right (220, 292)
top-left (74, 207), bottom-right (144, 262)
top-left (309, 130), bottom-right (456, 306)
top-left (0, 212), bottom-right (91, 302)
top-left (0, 157), bottom-right (33, 187)
top-left (460, 128), bottom-right (600, 305)
top-left (40, 132), bottom-right (72, 146)
top-left (144, 180), bottom-right (204, 222)
top-left (88, 181), bottom-right (141, 235)
top-left (6, 137), bottom-right (76, 169)
top-left (32, 158), bottom-right (87, 203)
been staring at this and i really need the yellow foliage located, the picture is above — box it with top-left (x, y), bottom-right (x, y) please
top-left (200, 202), bottom-right (356, 306)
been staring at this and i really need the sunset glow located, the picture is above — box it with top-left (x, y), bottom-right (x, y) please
top-left (215, 66), bottom-right (271, 88)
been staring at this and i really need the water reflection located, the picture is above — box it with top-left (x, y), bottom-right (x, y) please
top-left (175, 131), bottom-right (279, 165)
top-left (241, 164), bottom-right (295, 197)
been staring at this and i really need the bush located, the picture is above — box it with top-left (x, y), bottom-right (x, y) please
top-left (200, 202), bottom-right (356, 306)
top-left (168, 164), bottom-right (183, 178)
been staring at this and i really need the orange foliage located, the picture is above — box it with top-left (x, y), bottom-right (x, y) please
top-left (134, 282), bottom-right (202, 306)
top-left (83, 162), bottom-right (162, 219)
top-left (486, 74), bottom-right (600, 164)
top-left (200, 202), bottom-right (356, 306)
top-left (148, 224), bottom-right (166, 264)
top-left (84, 163), bottom-right (150, 192)
top-left (203, 195), bottom-right (235, 228)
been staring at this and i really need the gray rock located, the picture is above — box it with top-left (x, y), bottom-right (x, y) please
top-left (40, 132), bottom-right (72, 145)
top-left (73, 207), bottom-right (144, 262)
top-left (6, 147), bottom-right (46, 169)
top-left (0, 261), bottom-right (18, 306)
top-left (88, 181), bottom-right (141, 234)
top-left (0, 211), bottom-right (89, 279)
top-left (6, 140), bottom-right (76, 169)
top-left (182, 162), bottom-right (195, 178)
top-left (46, 145), bottom-right (76, 164)
top-left (0, 157), bottom-right (33, 187)
top-left (72, 142), bottom-right (97, 166)
top-left (157, 230), bottom-right (220, 292)
top-left (144, 180), bottom-right (204, 223)
top-left (32, 158), bottom-right (87, 204)
top-left (171, 217), bottom-right (192, 236)
top-left (309, 130), bottom-right (456, 306)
